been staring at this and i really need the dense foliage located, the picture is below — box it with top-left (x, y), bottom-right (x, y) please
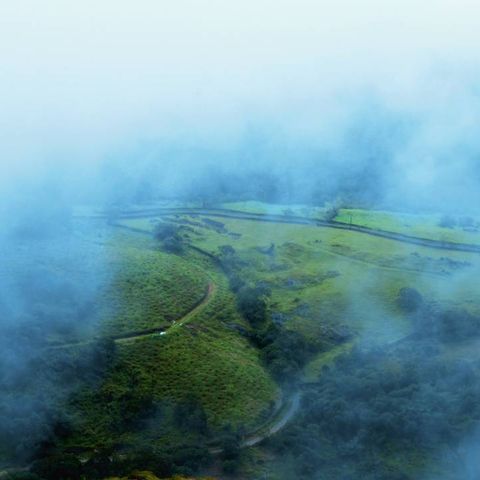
top-left (228, 257), bottom-right (318, 381)
top-left (269, 336), bottom-right (480, 479)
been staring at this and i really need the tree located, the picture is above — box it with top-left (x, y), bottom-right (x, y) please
top-left (438, 215), bottom-right (457, 228)
top-left (237, 286), bottom-right (270, 327)
top-left (153, 222), bottom-right (180, 241)
top-left (324, 205), bottom-right (340, 222)
top-left (153, 222), bottom-right (185, 253)
top-left (397, 287), bottom-right (424, 313)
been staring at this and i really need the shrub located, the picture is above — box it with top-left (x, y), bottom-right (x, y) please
top-left (153, 223), bottom-right (185, 253)
top-left (324, 206), bottom-right (339, 222)
top-left (458, 216), bottom-right (475, 228)
top-left (153, 223), bottom-right (180, 240)
top-left (438, 215), bottom-right (457, 228)
top-left (397, 287), bottom-right (424, 313)
top-left (237, 286), bottom-right (270, 327)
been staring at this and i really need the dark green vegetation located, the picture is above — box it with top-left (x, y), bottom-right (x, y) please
top-left (268, 326), bottom-right (480, 479)
top-left (267, 283), bottom-right (480, 480)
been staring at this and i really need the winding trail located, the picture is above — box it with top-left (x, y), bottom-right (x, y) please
top-left (48, 281), bottom-right (215, 349)
top-left (208, 391), bottom-right (301, 455)
top-left (115, 281), bottom-right (215, 343)
top-left (241, 391), bottom-right (301, 448)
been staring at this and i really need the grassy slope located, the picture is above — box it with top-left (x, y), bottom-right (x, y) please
top-left (99, 233), bottom-right (209, 336)
top-left (68, 243), bottom-right (278, 450)
top-left (116, 250), bottom-right (278, 428)
top-left (118, 213), bottom-right (480, 381)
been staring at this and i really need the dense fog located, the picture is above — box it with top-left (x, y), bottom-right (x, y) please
top-left (1, 1), bottom-right (480, 479)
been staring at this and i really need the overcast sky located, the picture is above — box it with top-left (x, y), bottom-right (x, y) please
top-left (1, 1), bottom-right (480, 195)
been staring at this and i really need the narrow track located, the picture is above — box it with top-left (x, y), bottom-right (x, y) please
top-left (108, 207), bottom-right (480, 254)
top-left (47, 282), bottom-right (215, 350)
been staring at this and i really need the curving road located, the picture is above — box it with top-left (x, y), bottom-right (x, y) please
top-left (208, 391), bottom-right (302, 455)
top-left (99, 206), bottom-right (480, 254)
top-left (241, 391), bottom-right (301, 448)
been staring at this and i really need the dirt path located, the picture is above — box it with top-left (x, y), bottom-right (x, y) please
top-left (241, 391), bottom-right (301, 448)
top-left (208, 391), bottom-right (301, 455)
top-left (48, 281), bottom-right (215, 350)
top-left (116, 281), bottom-right (215, 343)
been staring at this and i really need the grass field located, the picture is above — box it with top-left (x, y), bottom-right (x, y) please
top-left (220, 201), bottom-right (480, 246)
top-left (336, 208), bottom-right (480, 244)
top-left (118, 211), bottom-right (480, 384)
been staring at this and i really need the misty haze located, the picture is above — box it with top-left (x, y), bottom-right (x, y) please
top-left (1, 2), bottom-right (480, 479)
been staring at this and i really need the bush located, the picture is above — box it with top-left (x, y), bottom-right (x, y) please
top-left (397, 287), bottom-right (424, 313)
top-left (438, 309), bottom-right (480, 342)
top-left (237, 286), bottom-right (270, 327)
top-left (153, 222), bottom-right (185, 253)
top-left (162, 236), bottom-right (184, 254)
top-left (153, 223), bottom-right (180, 240)
top-left (5, 474), bottom-right (45, 480)
top-left (222, 458), bottom-right (240, 474)
top-left (324, 205), bottom-right (340, 222)
top-left (173, 397), bottom-right (209, 435)
top-left (438, 215), bottom-right (457, 228)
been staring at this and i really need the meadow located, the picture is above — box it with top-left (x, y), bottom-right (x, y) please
top-left (220, 201), bottom-right (480, 245)
top-left (98, 233), bottom-right (210, 336)
top-left (119, 210), bottom-right (480, 368)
